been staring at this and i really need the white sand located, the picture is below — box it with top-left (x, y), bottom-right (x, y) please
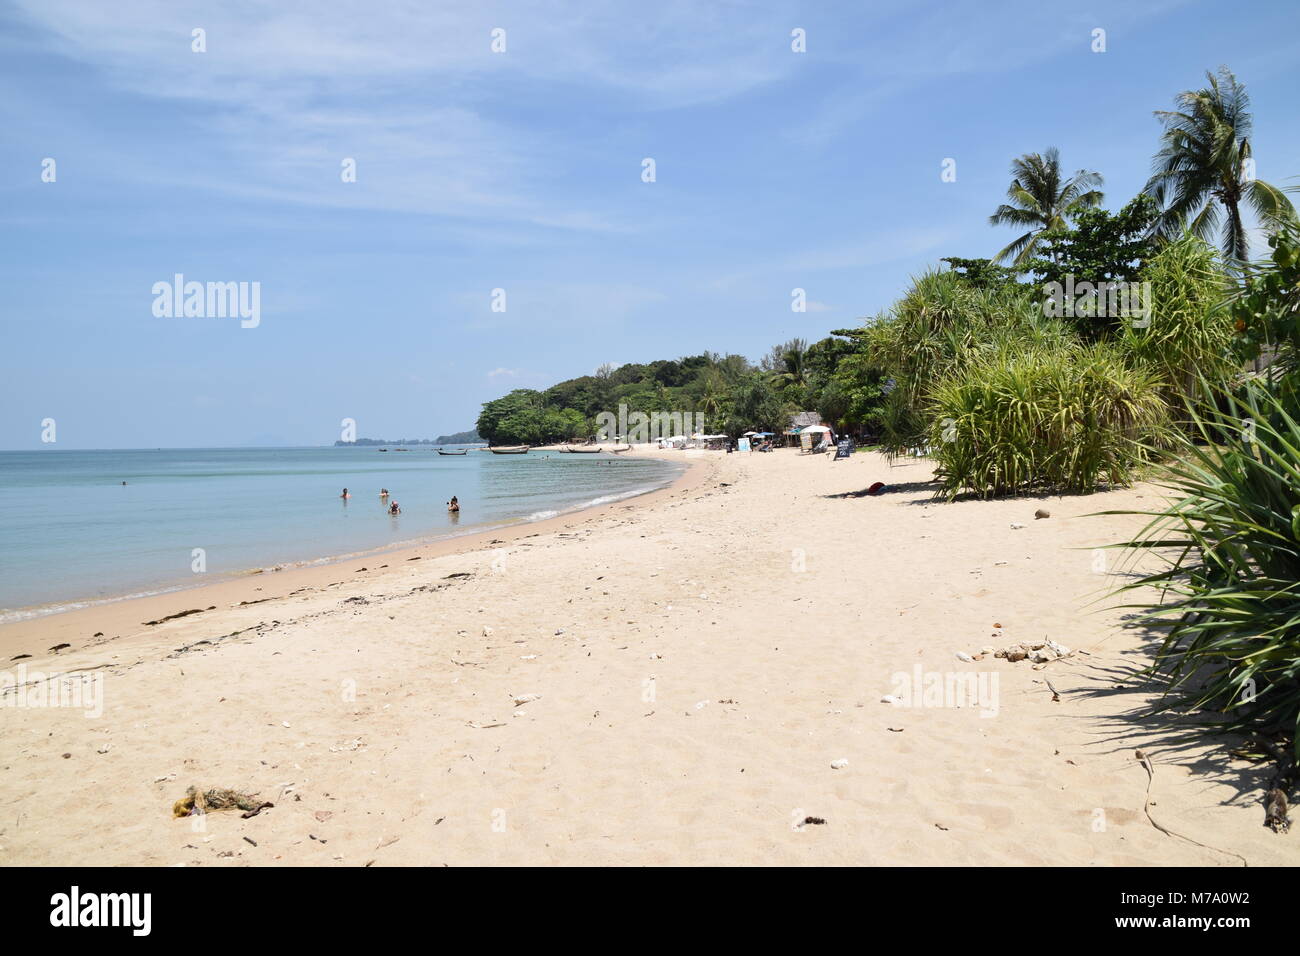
top-left (0, 447), bottom-right (1291, 866)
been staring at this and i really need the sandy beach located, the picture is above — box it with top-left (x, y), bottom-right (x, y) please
top-left (0, 446), bottom-right (1291, 866)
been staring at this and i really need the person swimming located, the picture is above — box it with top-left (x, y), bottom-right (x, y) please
top-left (341, 488), bottom-right (351, 499)
top-left (447, 495), bottom-right (460, 513)
top-left (388, 501), bottom-right (401, 515)
top-left (380, 488), bottom-right (389, 498)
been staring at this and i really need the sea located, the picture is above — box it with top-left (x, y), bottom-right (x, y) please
top-left (0, 446), bottom-right (683, 622)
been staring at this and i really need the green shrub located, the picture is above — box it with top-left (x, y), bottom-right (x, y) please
top-left (1120, 233), bottom-right (1232, 415)
top-left (928, 342), bottom-right (1172, 497)
top-left (866, 268), bottom-right (1073, 454)
top-left (1111, 382), bottom-right (1300, 758)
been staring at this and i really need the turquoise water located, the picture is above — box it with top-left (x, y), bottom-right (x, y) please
top-left (0, 447), bottom-right (682, 620)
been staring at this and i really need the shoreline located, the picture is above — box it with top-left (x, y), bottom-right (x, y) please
top-left (0, 446), bottom-right (708, 662)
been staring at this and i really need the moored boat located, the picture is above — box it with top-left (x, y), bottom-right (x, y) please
top-left (488, 445), bottom-right (530, 454)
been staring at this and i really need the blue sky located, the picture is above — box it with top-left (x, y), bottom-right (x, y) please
top-left (3, 0), bottom-right (1298, 448)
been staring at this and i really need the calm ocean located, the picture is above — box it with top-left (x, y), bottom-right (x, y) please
top-left (0, 446), bottom-right (683, 621)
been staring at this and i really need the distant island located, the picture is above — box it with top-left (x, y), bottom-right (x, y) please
top-left (335, 429), bottom-right (482, 447)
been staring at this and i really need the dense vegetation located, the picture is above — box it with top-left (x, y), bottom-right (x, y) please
top-left (477, 68), bottom-right (1296, 496)
top-left (1114, 224), bottom-right (1300, 765)
top-left (475, 346), bottom-right (889, 445)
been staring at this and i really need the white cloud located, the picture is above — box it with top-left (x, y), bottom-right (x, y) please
top-left (9, 1), bottom-right (804, 228)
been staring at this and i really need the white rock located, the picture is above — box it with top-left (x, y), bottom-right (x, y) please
top-left (830, 758), bottom-right (850, 770)
top-left (1010, 523), bottom-right (1025, 530)
top-left (881, 695), bottom-right (901, 705)
top-left (482, 626), bottom-right (493, 636)
top-left (955, 651), bottom-right (974, 663)
top-left (512, 693), bottom-right (541, 706)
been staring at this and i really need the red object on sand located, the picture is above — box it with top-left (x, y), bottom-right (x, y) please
top-left (866, 481), bottom-right (885, 495)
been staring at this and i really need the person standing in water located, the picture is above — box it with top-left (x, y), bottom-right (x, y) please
top-left (447, 496), bottom-right (459, 513)
top-left (341, 488), bottom-right (351, 499)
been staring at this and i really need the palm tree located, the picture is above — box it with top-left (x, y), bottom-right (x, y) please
top-left (989, 148), bottom-right (1104, 266)
top-left (698, 370), bottom-right (727, 423)
top-left (766, 338), bottom-right (809, 392)
top-left (1144, 66), bottom-right (1296, 263)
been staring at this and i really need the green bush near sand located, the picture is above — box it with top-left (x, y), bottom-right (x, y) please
top-left (1119, 234), bottom-right (1233, 416)
top-left (926, 342), bottom-right (1171, 497)
top-left (1111, 382), bottom-right (1300, 760)
top-left (866, 231), bottom-right (1241, 497)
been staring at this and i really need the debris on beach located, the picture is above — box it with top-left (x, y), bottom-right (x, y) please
top-left (511, 693), bottom-right (541, 706)
top-left (830, 758), bottom-right (849, 770)
top-left (172, 786), bottom-right (273, 819)
top-left (143, 607), bottom-right (211, 626)
top-left (987, 638), bottom-right (1070, 664)
top-left (1265, 788), bottom-right (1290, 833)
top-left (1010, 522), bottom-right (1025, 530)
top-left (1034, 509), bottom-right (1051, 519)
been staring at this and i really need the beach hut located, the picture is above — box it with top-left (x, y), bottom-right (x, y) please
top-left (787, 411), bottom-right (821, 446)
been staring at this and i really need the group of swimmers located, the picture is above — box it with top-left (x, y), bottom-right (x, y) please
top-left (339, 488), bottom-right (459, 515)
